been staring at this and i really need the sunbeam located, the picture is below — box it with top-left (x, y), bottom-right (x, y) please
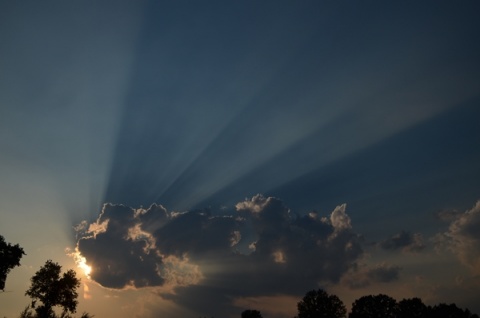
top-left (2, 1), bottom-right (480, 318)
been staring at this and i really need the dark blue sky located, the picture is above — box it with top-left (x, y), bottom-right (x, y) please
top-left (102, 1), bottom-right (480, 236)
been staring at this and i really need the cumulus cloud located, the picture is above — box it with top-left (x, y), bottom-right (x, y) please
top-left (435, 200), bottom-right (480, 274)
top-left (380, 230), bottom-right (426, 253)
top-left (236, 194), bottom-right (274, 214)
top-left (330, 204), bottom-right (351, 231)
top-left (74, 195), bottom-right (365, 314)
top-left (76, 204), bottom-right (167, 289)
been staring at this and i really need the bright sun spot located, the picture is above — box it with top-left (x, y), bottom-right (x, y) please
top-left (69, 248), bottom-right (92, 278)
top-left (78, 258), bottom-right (92, 277)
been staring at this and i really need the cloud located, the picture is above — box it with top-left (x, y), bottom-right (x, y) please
top-left (74, 195), bottom-right (364, 315)
top-left (380, 230), bottom-right (426, 253)
top-left (76, 204), bottom-right (167, 289)
top-left (330, 204), bottom-right (352, 231)
top-left (435, 200), bottom-right (480, 274)
top-left (342, 262), bottom-right (402, 289)
top-left (366, 263), bottom-right (401, 282)
top-left (236, 194), bottom-right (274, 214)
top-left (435, 208), bottom-right (463, 222)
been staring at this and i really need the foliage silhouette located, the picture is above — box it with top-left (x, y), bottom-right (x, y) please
top-left (397, 297), bottom-right (427, 318)
top-left (21, 260), bottom-right (91, 318)
top-left (19, 306), bottom-right (93, 318)
top-left (0, 235), bottom-right (25, 291)
top-left (241, 309), bottom-right (263, 318)
top-left (349, 294), bottom-right (397, 318)
top-left (347, 293), bottom-right (478, 318)
top-left (428, 303), bottom-right (479, 318)
top-left (296, 289), bottom-right (346, 318)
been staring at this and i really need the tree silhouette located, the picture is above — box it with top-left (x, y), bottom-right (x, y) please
top-left (241, 309), bottom-right (263, 318)
top-left (397, 297), bottom-right (427, 318)
top-left (428, 303), bottom-right (478, 318)
top-left (24, 260), bottom-right (82, 318)
top-left (20, 306), bottom-right (93, 318)
top-left (349, 294), bottom-right (397, 318)
top-left (0, 234), bottom-right (25, 291)
top-left (296, 289), bottom-right (346, 318)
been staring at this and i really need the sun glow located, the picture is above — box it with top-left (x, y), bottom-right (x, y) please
top-left (69, 247), bottom-right (92, 278)
top-left (78, 258), bottom-right (92, 277)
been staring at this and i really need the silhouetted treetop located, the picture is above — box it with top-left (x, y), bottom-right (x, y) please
top-left (0, 234), bottom-right (25, 291)
top-left (24, 260), bottom-right (81, 318)
top-left (349, 294), bottom-right (397, 318)
top-left (429, 303), bottom-right (478, 318)
top-left (296, 289), bottom-right (346, 318)
top-left (241, 309), bottom-right (263, 318)
top-left (348, 294), bottom-right (478, 318)
top-left (397, 297), bottom-right (427, 318)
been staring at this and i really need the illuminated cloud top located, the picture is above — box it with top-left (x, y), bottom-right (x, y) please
top-left (75, 196), bottom-right (363, 293)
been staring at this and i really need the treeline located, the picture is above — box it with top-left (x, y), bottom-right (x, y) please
top-left (238, 289), bottom-right (479, 318)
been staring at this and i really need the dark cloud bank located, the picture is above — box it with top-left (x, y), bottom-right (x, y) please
top-left (75, 195), bottom-right (393, 313)
top-left (75, 195), bottom-right (480, 315)
top-left (380, 230), bottom-right (426, 253)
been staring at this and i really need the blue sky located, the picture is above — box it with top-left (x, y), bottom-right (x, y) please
top-left (1, 1), bottom-right (480, 317)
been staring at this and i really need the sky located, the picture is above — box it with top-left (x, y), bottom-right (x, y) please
top-left (1, 1), bottom-right (480, 317)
